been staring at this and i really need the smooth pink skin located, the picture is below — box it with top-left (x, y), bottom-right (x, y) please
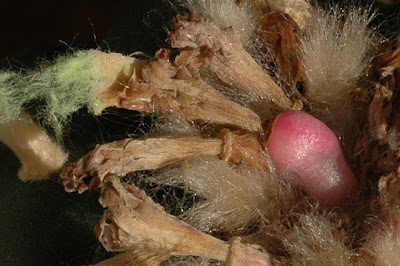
top-left (267, 111), bottom-right (357, 204)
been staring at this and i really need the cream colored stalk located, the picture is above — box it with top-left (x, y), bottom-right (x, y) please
top-left (0, 112), bottom-right (67, 181)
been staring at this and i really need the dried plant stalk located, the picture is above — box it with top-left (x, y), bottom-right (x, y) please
top-left (169, 16), bottom-right (296, 112)
top-left (100, 48), bottom-right (262, 132)
top-left (62, 126), bottom-right (273, 194)
top-left (218, 128), bottom-right (267, 169)
top-left (62, 136), bottom-right (222, 193)
top-left (226, 237), bottom-right (271, 266)
top-left (96, 174), bottom-right (229, 259)
top-left (0, 111), bottom-right (67, 181)
top-left (95, 174), bottom-right (271, 265)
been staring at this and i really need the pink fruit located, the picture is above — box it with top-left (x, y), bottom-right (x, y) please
top-left (266, 111), bottom-right (357, 204)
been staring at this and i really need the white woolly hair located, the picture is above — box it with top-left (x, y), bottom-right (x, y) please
top-left (300, 6), bottom-right (377, 104)
top-left (150, 156), bottom-right (295, 234)
top-left (363, 212), bottom-right (400, 265)
top-left (282, 211), bottom-right (356, 265)
top-left (148, 115), bottom-right (200, 137)
top-left (174, 0), bottom-right (258, 45)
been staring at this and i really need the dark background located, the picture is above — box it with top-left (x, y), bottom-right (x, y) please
top-left (0, 0), bottom-right (400, 265)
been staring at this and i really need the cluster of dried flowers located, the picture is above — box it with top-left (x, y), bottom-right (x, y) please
top-left (3, 0), bottom-right (400, 265)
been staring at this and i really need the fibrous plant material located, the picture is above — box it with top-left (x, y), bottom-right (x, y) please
top-left (362, 169), bottom-right (400, 265)
top-left (62, 129), bottom-right (270, 195)
top-left (95, 174), bottom-right (272, 265)
top-left (0, 71), bottom-right (25, 124)
top-left (349, 52), bottom-right (400, 265)
top-left (99, 48), bottom-right (263, 132)
top-left (218, 128), bottom-right (267, 169)
top-left (354, 64), bottom-right (400, 191)
top-left (55, 2), bottom-right (388, 264)
top-left (257, 10), bottom-right (306, 97)
top-left (151, 156), bottom-right (295, 233)
top-left (282, 211), bottom-right (356, 265)
top-left (5, 0), bottom-right (400, 265)
top-left (0, 50), bottom-right (140, 179)
top-left (0, 51), bottom-right (102, 141)
top-left (95, 249), bottom-right (169, 266)
top-left (300, 6), bottom-right (376, 103)
top-left (96, 175), bottom-right (230, 258)
top-left (299, 6), bottom-right (377, 130)
top-left (0, 50), bottom-right (137, 141)
top-left (168, 15), bottom-right (298, 114)
top-left (362, 210), bottom-right (400, 266)
top-left (357, 62), bottom-right (400, 263)
top-left (0, 112), bottom-right (67, 181)
top-left (353, 38), bottom-right (400, 265)
top-left (62, 136), bottom-right (222, 193)
top-left (174, 0), bottom-right (258, 46)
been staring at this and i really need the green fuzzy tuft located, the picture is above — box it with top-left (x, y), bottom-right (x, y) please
top-left (0, 71), bottom-right (26, 124)
top-left (29, 50), bottom-right (101, 141)
top-left (0, 50), bottom-right (102, 141)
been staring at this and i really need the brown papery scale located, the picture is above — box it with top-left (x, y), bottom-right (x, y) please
top-left (258, 11), bottom-right (307, 97)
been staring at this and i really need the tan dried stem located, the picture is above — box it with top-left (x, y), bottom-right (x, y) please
top-left (62, 136), bottom-right (222, 193)
top-left (0, 111), bottom-right (67, 181)
top-left (92, 51), bottom-right (138, 114)
top-left (169, 16), bottom-right (296, 113)
top-left (95, 174), bottom-right (271, 265)
top-left (218, 128), bottom-right (267, 169)
top-left (227, 237), bottom-right (272, 266)
top-left (99, 48), bottom-right (262, 133)
top-left (61, 128), bottom-right (269, 194)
